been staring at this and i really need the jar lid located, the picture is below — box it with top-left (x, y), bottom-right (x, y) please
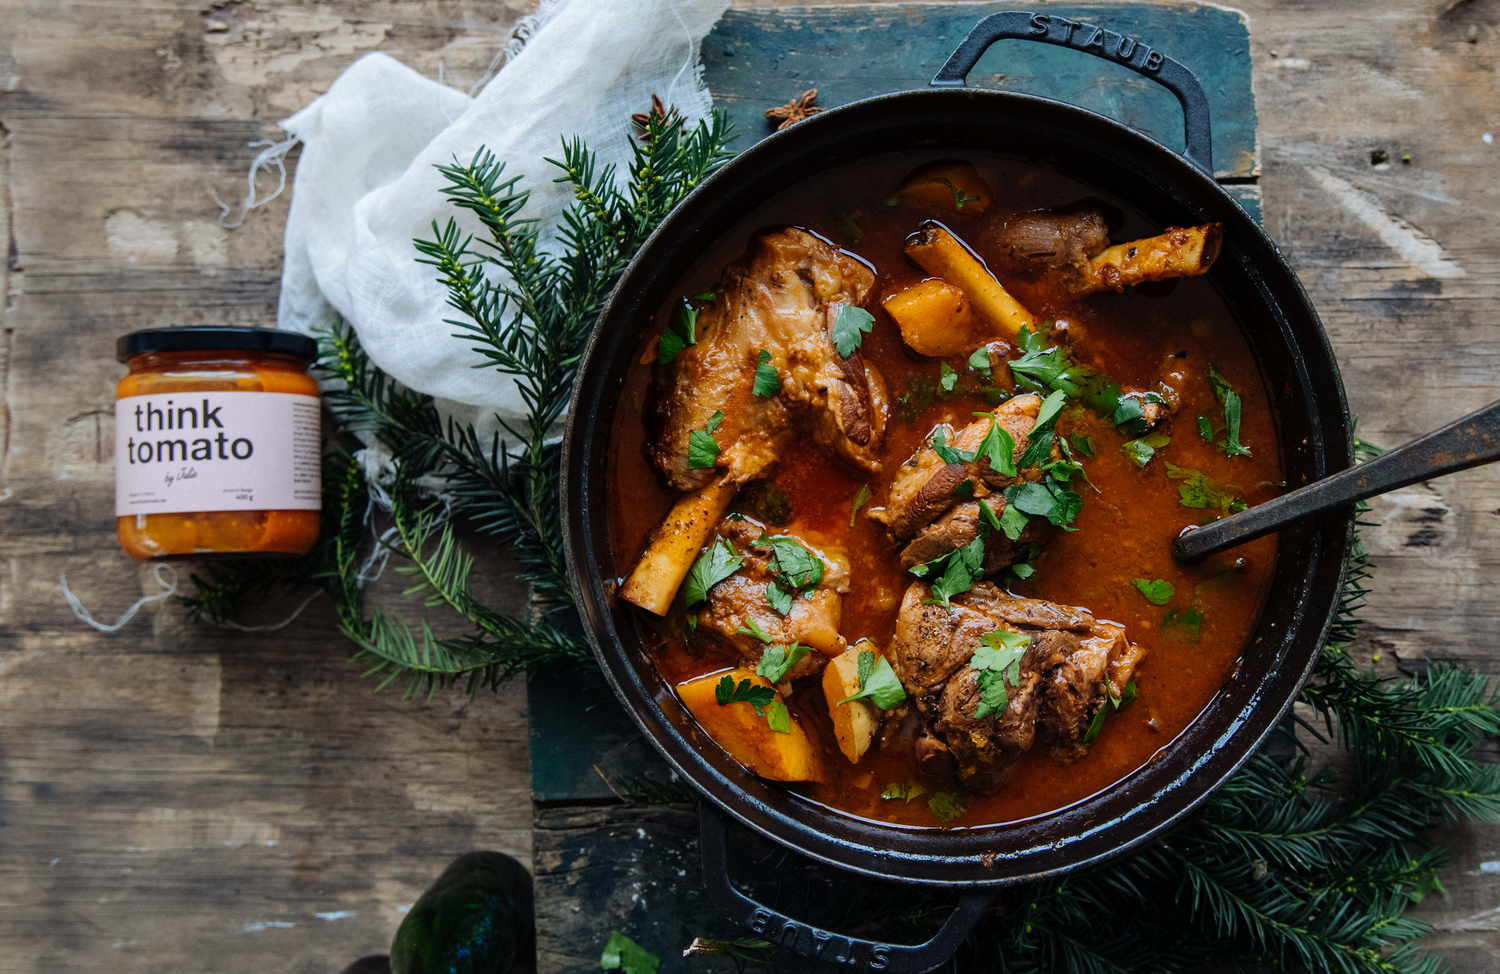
top-left (116, 326), bottom-right (319, 363)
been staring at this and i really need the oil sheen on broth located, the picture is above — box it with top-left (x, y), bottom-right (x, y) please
top-left (608, 152), bottom-right (1280, 829)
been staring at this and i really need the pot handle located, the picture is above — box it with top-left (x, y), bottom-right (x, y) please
top-left (930, 10), bottom-right (1214, 176)
top-left (698, 803), bottom-right (995, 972)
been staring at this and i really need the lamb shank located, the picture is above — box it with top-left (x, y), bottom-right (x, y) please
top-left (623, 228), bottom-right (889, 614)
top-left (889, 581), bottom-right (1145, 794)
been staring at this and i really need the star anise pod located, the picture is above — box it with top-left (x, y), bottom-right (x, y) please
top-left (630, 94), bottom-right (682, 142)
top-left (764, 88), bottom-right (821, 131)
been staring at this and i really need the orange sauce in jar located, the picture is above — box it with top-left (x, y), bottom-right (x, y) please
top-left (114, 327), bottom-right (322, 560)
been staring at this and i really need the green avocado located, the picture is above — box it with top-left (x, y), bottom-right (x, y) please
top-left (390, 851), bottom-right (536, 974)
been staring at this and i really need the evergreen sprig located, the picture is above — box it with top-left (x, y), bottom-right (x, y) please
top-left (182, 107), bottom-right (735, 697)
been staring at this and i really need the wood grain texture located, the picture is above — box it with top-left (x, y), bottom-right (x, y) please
top-left (1, 0), bottom-right (1498, 970)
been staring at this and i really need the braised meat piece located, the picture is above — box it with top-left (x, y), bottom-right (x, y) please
top-left (868, 394), bottom-right (1057, 569)
top-left (992, 207), bottom-right (1111, 294)
top-left (695, 517), bottom-right (850, 684)
top-left (991, 205), bottom-right (1222, 297)
top-left (889, 581), bottom-right (1144, 794)
top-left (646, 228), bottom-right (888, 492)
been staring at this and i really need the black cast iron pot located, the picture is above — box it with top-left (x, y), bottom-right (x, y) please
top-left (561, 12), bottom-right (1352, 972)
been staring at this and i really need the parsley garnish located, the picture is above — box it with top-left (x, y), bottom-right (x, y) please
top-left (693, 290), bottom-right (716, 301)
top-left (1165, 463), bottom-right (1245, 514)
top-left (928, 789), bottom-right (969, 822)
top-left (683, 538), bottom-right (743, 606)
top-left (1070, 433), bottom-right (1095, 457)
top-left (977, 497), bottom-right (1004, 532)
top-left (752, 349), bottom-right (779, 397)
top-left (849, 485), bottom-right (872, 526)
top-left (761, 534), bottom-right (824, 592)
top-left (881, 780), bottom-right (928, 802)
top-left (971, 629), bottom-right (1029, 719)
top-left (940, 361), bottom-right (958, 392)
top-left (764, 699), bottom-right (792, 733)
top-left (657, 298), bottom-right (700, 365)
top-left (1197, 414), bottom-right (1215, 441)
top-left (764, 580), bottom-right (792, 616)
top-left (830, 303), bottom-right (875, 358)
top-left (838, 651), bottom-right (907, 709)
top-left (1005, 479), bottom-right (1082, 532)
top-left (687, 411), bottom-right (724, 468)
top-left (930, 427), bottom-right (977, 465)
top-left (1122, 432), bottom-right (1171, 468)
top-left (1162, 608), bottom-right (1204, 643)
top-left (940, 177), bottom-right (982, 211)
top-left (1133, 578), bottom-right (1175, 605)
top-left (735, 618), bottom-right (773, 643)
top-left (1082, 674), bottom-right (1141, 745)
top-left (756, 643), bottom-right (810, 683)
top-left (975, 418), bottom-right (1017, 478)
top-left (715, 674), bottom-right (777, 714)
top-left (1209, 365), bottom-right (1252, 458)
top-left (919, 532), bottom-right (987, 608)
top-left (968, 346), bottom-right (994, 381)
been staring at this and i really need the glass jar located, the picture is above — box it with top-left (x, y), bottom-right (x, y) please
top-left (114, 327), bottom-right (322, 561)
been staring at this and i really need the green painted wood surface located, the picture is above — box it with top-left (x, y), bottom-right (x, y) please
top-left (701, 1), bottom-right (1258, 180)
top-left (527, 0), bottom-right (1262, 807)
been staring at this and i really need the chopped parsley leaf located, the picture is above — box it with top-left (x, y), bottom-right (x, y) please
top-left (1070, 433), bottom-right (1096, 457)
top-left (998, 498), bottom-right (1031, 541)
top-left (940, 361), bottom-right (958, 392)
top-left (930, 427), bottom-right (977, 465)
top-left (881, 780), bottom-right (928, 802)
top-left (1032, 388), bottom-right (1069, 434)
top-left (687, 410), bottom-right (724, 468)
top-left (919, 532), bottom-right (987, 608)
top-left (683, 538), bottom-right (743, 606)
top-left (830, 303), bottom-right (875, 358)
top-left (764, 698), bottom-right (792, 733)
top-left (1198, 414), bottom-right (1215, 441)
top-left (968, 346), bottom-right (994, 381)
top-left (838, 652), bottom-right (906, 709)
top-left (751, 349), bottom-right (780, 397)
top-left (1165, 463), bottom-right (1245, 513)
top-left (735, 618), bottom-right (774, 643)
top-left (755, 643), bottom-right (810, 683)
top-left (941, 177), bottom-right (982, 211)
top-left (715, 674), bottom-right (776, 714)
top-left (1122, 431), bottom-right (1171, 468)
top-left (977, 498), bottom-right (1004, 532)
top-left (1162, 608), bottom-right (1204, 643)
top-left (762, 534), bottom-right (824, 592)
top-left (764, 580), bottom-right (792, 616)
top-left (952, 479), bottom-right (976, 501)
top-left (693, 290), bottom-right (716, 301)
top-left (1133, 578), bottom-right (1176, 605)
top-left (1006, 480), bottom-right (1082, 531)
top-left (657, 299), bottom-right (700, 365)
top-left (976, 420), bottom-right (1017, 478)
top-left (1209, 365), bottom-right (1252, 458)
top-left (849, 485), bottom-right (872, 526)
top-left (971, 629), bottom-right (1028, 719)
top-left (928, 789), bottom-right (969, 822)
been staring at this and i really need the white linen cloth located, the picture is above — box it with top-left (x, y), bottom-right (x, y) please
top-left (275, 0), bottom-right (727, 442)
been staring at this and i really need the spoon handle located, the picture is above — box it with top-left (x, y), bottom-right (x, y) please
top-left (1174, 399), bottom-right (1500, 563)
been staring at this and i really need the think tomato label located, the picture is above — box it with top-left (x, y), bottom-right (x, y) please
top-left (114, 392), bottom-right (321, 516)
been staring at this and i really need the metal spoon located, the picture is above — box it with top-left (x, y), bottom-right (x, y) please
top-left (1174, 399), bottom-right (1500, 563)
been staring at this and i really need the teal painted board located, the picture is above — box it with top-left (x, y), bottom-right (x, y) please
top-left (701, 1), bottom-right (1258, 179)
top-left (527, 0), bottom-right (1261, 809)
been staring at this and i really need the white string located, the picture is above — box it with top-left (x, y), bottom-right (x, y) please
top-left (59, 564), bottom-right (179, 633)
top-left (213, 136), bottom-right (300, 229)
top-left (209, 589), bottom-right (323, 633)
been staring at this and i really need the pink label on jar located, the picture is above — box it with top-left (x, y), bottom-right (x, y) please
top-left (115, 392), bottom-right (321, 516)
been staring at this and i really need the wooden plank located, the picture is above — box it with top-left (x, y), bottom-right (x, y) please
top-left (702, 1), bottom-right (1259, 179)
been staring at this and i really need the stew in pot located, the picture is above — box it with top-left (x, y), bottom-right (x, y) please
top-left (607, 151), bottom-right (1280, 828)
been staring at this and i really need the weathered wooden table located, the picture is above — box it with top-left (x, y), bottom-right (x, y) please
top-left (1, 1), bottom-right (1497, 972)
